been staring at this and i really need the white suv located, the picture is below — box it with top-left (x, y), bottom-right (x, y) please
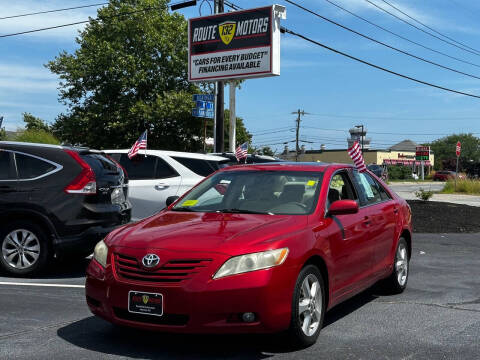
top-left (106, 150), bottom-right (228, 220)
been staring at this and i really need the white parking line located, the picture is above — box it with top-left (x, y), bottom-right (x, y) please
top-left (0, 281), bottom-right (84, 288)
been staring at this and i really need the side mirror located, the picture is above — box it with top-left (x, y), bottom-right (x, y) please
top-left (166, 196), bottom-right (179, 207)
top-left (328, 199), bottom-right (359, 216)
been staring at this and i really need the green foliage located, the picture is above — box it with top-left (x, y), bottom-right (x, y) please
top-left (0, 128), bottom-right (6, 141)
top-left (428, 133), bottom-right (480, 170)
top-left (415, 188), bottom-right (434, 201)
top-left (23, 113), bottom-right (50, 132)
top-left (442, 179), bottom-right (480, 194)
top-left (47, 0), bottom-right (203, 150)
top-left (387, 165), bottom-right (413, 180)
top-left (15, 130), bottom-right (60, 145)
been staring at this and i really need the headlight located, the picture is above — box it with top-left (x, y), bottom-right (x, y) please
top-left (93, 240), bottom-right (108, 267)
top-left (213, 248), bottom-right (289, 279)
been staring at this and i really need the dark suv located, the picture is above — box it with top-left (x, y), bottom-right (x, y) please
top-left (0, 142), bottom-right (131, 276)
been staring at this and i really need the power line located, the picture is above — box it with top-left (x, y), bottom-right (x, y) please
top-left (302, 125), bottom-right (480, 136)
top-left (323, 0), bottom-right (480, 70)
top-left (284, 0), bottom-right (480, 81)
top-left (0, 3), bottom-right (108, 21)
top-left (364, 0), bottom-right (480, 58)
top-left (378, 0), bottom-right (480, 56)
top-left (282, 27), bottom-right (480, 99)
top-left (305, 113), bottom-right (480, 122)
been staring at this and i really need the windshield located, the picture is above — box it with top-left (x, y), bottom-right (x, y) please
top-left (172, 170), bottom-right (323, 215)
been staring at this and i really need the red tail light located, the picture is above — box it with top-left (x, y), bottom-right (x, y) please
top-left (105, 154), bottom-right (128, 178)
top-left (64, 149), bottom-right (97, 195)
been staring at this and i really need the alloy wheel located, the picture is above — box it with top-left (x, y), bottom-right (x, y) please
top-left (298, 273), bottom-right (322, 336)
top-left (395, 242), bottom-right (409, 286)
top-left (2, 229), bottom-right (41, 269)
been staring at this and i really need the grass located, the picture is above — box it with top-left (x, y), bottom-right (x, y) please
top-left (442, 179), bottom-right (480, 195)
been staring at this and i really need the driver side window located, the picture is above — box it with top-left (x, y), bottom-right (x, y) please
top-left (327, 172), bottom-right (357, 208)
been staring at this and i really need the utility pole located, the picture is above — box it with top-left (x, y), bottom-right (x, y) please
top-left (214, 0), bottom-right (225, 153)
top-left (355, 124), bottom-right (364, 153)
top-left (229, 82), bottom-right (236, 152)
top-left (292, 109), bottom-right (309, 162)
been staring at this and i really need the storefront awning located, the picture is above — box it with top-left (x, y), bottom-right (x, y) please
top-left (383, 159), bottom-right (431, 166)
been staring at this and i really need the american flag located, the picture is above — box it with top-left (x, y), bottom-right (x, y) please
top-left (235, 142), bottom-right (248, 162)
top-left (128, 131), bottom-right (147, 159)
top-left (348, 141), bottom-right (367, 172)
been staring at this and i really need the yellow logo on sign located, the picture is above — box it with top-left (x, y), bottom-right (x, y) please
top-left (142, 295), bottom-right (149, 304)
top-left (219, 21), bottom-right (236, 45)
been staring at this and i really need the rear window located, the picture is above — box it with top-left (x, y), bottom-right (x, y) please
top-left (172, 156), bottom-right (217, 177)
top-left (80, 153), bottom-right (119, 176)
top-left (15, 153), bottom-right (56, 180)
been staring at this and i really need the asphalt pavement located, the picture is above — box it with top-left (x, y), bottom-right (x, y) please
top-left (389, 182), bottom-right (480, 207)
top-left (0, 233), bottom-right (479, 360)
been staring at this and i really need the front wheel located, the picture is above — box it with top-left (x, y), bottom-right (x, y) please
top-left (287, 265), bottom-right (326, 348)
top-left (382, 238), bottom-right (409, 294)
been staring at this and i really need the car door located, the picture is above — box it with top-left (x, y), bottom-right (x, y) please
top-left (0, 150), bottom-right (18, 206)
top-left (351, 170), bottom-right (397, 277)
top-left (113, 153), bottom-right (181, 220)
top-left (323, 170), bottom-right (376, 301)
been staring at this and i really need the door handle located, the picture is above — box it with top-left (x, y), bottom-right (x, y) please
top-left (393, 207), bottom-right (399, 214)
top-left (363, 216), bottom-right (371, 225)
top-left (154, 183), bottom-right (169, 191)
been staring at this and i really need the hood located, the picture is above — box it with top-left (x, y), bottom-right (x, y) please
top-left (106, 210), bottom-right (308, 255)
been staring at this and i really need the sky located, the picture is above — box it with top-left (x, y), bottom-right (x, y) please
top-left (1, 0), bottom-right (480, 153)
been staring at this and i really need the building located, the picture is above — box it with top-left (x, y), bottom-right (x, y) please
top-left (281, 139), bottom-right (434, 172)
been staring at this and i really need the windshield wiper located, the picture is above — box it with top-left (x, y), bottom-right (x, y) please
top-left (216, 208), bottom-right (273, 215)
top-left (171, 207), bottom-right (196, 212)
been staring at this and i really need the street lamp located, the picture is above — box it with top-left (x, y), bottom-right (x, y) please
top-left (355, 124), bottom-right (364, 153)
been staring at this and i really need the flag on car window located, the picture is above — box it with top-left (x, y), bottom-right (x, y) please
top-left (235, 142), bottom-right (248, 162)
top-left (128, 131), bottom-right (147, 159)
top-left (348, 141), bottom-right (367, 172)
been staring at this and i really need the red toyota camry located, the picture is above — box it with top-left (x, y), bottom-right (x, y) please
top-left (86, 163), bottom-right (412, 347)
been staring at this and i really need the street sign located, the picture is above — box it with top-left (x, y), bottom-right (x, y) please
top-left (188, 5), bottom-right (286, 82)
top-left (193, 94), bottom-right (214, 102)
top-left (415, 146), bottom-right (430, 161)
top-left (456, 141), bottom-right (461, 157)
top-left (192, 108), bottom-right (214, 119)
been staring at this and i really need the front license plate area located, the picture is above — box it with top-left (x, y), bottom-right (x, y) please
top-left (128, 291), bottom-right (163, 317)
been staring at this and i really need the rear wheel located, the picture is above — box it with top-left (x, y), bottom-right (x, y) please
top-left (0, 221), bottom-right (50, 276)
top-left (383, 238), bottom-right (409, 294)
top-left (287, 265), bottom-right (325, 348)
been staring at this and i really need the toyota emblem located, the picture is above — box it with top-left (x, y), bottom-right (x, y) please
top-left (142, 254), bottom-right (160, 268)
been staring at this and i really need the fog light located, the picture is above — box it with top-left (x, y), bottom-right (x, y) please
top-left (242, 312), bottom-right (256, 323)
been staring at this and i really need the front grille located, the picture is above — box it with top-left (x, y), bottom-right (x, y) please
top-left (113, 307), bottom-right (189, 326)
top-left (114, 253), bottom-right (212, 284)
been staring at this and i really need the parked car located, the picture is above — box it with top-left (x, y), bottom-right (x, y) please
top-left (105, 150), bottom-right (229, 220)
top-left (433, 170), bottom-right (466, 181)
top-left (0, 142), bottom-right (131, 276)
top-left (211, 152), bottom-right (283, 166)
top-left (86, 162), bottom-right (412, 347)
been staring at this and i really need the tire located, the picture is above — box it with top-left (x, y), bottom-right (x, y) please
top-left (287, 265), bottom-right (326, 348)
top-left (0, 221), bottom-right (50, 276)
top-left (382, 238), bottom-right (409, 294)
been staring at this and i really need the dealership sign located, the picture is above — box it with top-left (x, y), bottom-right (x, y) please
top-left (188, 5), bottom-right (286, 82)
top-left (415, 146), bottom-right (430, 161)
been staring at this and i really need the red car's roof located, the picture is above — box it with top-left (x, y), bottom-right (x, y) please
top-left (220, 162), bottom-right (353, 172)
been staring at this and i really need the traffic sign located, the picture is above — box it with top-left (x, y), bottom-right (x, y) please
top-left (193, 94), bottom-right (214, 102)
top-left (456, 141), bottom-right (461, 157)
top-left (192, 108), bottom-right (214, 118)
top-left (415, 146), bottom-right (430, 161)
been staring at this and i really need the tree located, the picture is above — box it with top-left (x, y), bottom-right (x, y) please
top-left (47, 0), bottom-right (202, 150)
top-left (428, 133), bottom-right (480, 170)
top-left (23, 113), bottom-right (50, 132)
top-left (15, 130), bottom-right (60, 145)
top-left (223, 109), bottom-right (252, 151)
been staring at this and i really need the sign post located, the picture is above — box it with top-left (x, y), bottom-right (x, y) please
top-left (455, 141), bottom-right (461, 191)
top-left (416, 146), bottom-right (430, 181)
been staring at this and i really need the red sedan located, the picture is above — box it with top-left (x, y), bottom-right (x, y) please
top-left (86, 163), bottom-right (412, 347)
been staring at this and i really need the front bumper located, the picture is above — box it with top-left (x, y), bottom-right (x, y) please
top-left (85, 250), bottom-right (297, 334)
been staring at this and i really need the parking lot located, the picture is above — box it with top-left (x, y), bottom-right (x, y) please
top-left (0, 233), bottom-right (478, 360)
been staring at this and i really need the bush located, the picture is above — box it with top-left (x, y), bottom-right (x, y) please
top-left (387, 165), bottom-right (413, 180)
top-left (443, 179), bottom-right (480, 195)
top-left (415, 188), bottom-right (434, 201)
top-left (15, 129), bottom-right (60, 145)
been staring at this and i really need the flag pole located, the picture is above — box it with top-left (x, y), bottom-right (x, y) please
top-left (145, 130), bottom-right (147, 158)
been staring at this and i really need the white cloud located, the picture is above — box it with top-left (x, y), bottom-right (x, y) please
top-left (0, 63), bottom-right (58, 92)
